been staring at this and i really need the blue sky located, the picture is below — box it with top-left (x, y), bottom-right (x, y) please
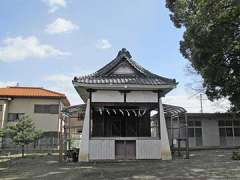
top-left (0, 0), bottom-right (229, 112)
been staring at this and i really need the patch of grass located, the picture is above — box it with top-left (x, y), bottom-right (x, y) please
top-left (0, 152), bottom-right (54, 165)
top-left (0, 160), bottom-right (8, 167)
top-left (232, 151), bottom-right (240, 160)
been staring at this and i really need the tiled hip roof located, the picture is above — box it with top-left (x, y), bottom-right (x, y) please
top-left (76, 76), bottom-right (172, 85)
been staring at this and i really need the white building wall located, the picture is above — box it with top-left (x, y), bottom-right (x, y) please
top-left (91, 90), bottom-right (158, 103)
top-left (234, 137), bottom-right (240, 146)
top-left (136, 140), bottom-right (161, 159)
top-left (89, 140), bottom-right (115, 160)
top-left (92, 91), bottom-right (124, 102)
top-left (202, 119), bottom-right (220, 147)
top-left (6, 98), bottom-right (61, 132)
top-left (126, 91), bottom-right (158, 103)
top-left (88, 139), bottom-right (162, 160)
top-left (188, 138), bottom-right (196, 148)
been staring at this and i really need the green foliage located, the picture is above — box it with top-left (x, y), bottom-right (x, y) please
top-left (0, 128), bottom-right (5, 137)
top-left (5, 115), bottom-right (42, 146)
top-left (166, 0), bottom-right (240, 111)
top-left (232, 151), bottom-right (240, 160)
top-left (4, 115), bottom-right (42, 157)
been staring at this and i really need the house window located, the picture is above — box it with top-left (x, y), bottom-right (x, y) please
top-left (218, 120), bottom-right (240, 146)
top-left (187, 127), bottom-right (202, 137)
top-left (188, 120), bottom-right (201, 127)
top-left (188, 128), bottom-right (194, 137)
top-left (218, 120), bottom-right (240, 140)
top-left (195, 128), bottom-right (202, 137)
top-left (219, 128), bottom-right (226, 137)
top-left (34, 104), bottom-right (59, 114)
top-left (8, 113), bottom-right (24, 122)
top-left (188, 120), bottom-right (203, 146)
top-left (234, 128), bottom-right (240, 136)
top-left (234, 121), bottom-right (240, 126)
top-left (0, 105), bottom-right (3, 111)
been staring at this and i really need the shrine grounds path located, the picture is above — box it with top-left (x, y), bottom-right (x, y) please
top-left (1, 149), bottom-right (240, 180)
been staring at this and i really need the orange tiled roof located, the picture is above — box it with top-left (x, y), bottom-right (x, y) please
top-left (0, 86), bottom-right (70, 106)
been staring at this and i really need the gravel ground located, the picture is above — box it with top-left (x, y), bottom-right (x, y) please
top-left (0, 149), bottom-right (240, 180)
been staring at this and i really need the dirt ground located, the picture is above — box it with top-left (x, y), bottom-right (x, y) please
top-left (0, 149), bottom-right (240, 180)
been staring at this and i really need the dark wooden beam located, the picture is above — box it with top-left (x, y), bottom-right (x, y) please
top-left (91, 102), bottom-right (158, 109)
top-left (118, 90), bottom-right (131, 93)
top-left (86, 89), bottom-right (97, 93)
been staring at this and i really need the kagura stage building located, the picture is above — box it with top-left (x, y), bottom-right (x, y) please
top-left (73, 48), bottom-right (186, 161)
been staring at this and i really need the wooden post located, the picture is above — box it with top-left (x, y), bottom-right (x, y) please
top-left (185, 113), bottom-right (189, 159)
top-left (171, 115), bottom-right (173, 147)
top-left (68, 115), bottom-right (71, 150)
top-left (79, 99), bottom-right (91, 162)
top-left (158, 94), bottom-right (172, 160)
top-left (177, 139), bottom-right (181, 157)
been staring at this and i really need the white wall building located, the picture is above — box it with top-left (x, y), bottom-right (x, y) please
top-left (0, 86), bottom-right (70, 149)
top-left (73, 48), bottom-right (179, 161)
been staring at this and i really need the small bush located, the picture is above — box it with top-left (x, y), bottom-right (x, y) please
top-left (232, 151), bottom-right (240, 160)
top-left (64, 148), bottom-right (79, 162)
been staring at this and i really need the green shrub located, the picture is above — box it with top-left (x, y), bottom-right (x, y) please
top-left (232, 151), bottom-right (240, 160)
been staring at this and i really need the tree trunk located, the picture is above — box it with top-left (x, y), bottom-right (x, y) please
top-left (21, 145), bottom-right (24, 158)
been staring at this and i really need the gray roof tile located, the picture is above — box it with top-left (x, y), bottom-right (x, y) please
top-left (73, 48), bottom-right (177, 86)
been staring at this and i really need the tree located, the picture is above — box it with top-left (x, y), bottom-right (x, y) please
top-left (0, 128), bottom-right (5, 149)
top-left (5, 115), bottom-right (42, 157)
top-left (166, 0), bottom-right (240, 111)
top-left (0, 128), bottom-right (5, 137)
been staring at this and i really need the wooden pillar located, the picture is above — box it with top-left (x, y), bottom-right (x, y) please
top-left (68, 115), bottom-right (71, 150)
top-left (158, 95), bottom-right (172, 160)
top-left (170, 115), bottom-right (173, 147)
top-left (1, 100), bottom-right (9, 128)
top-left (79, 99), bottom-right (90, 162)
top-left (185, 113), bottom-right (189, 159)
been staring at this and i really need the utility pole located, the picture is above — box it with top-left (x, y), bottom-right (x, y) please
top-left (200, 94), bottom-right (203, 113)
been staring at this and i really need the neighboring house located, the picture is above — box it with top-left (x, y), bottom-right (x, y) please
top-left (149, 113), bottom-right (240, 150)
top-left (62, 104), bottom-right (85, 149)
top-left (0, 86), bottom-right (70, 149)
top-left (72, 48), bottom-right (180, 161)
top-left (166, 113), bottom-right (240, 149)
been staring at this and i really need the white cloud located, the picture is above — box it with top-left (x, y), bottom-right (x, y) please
top-left (45, 18), bottom-right (79, 34)
top-left (96, 39), bottom-right (112, 49)
top-left (0, 81), bottom-right (18, 87)
top-left (42, 0), bottom-right (67, 13)
top-left (45, 70), bottom-right (94, 105)
top-left (45, 74), bottom-right (72, 82)
top-left (163, 91), bottom-right (230, 113)
top-left (45, 74), bottom-right (82, 105)
top-left (0, 36), bottom-right (69, 62)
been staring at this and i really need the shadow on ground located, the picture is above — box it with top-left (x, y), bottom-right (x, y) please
top-left (0, 149), bottom-right (240, 180)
